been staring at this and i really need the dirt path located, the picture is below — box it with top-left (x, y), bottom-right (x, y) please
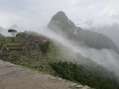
top-left (0, 60), bottom-right (91, 89)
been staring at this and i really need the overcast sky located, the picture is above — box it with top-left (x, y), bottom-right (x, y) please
top-left (0, 0), bottom-right (119, 29)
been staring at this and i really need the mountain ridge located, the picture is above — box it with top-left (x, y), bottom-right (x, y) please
top-left (87, 22), bottom-right (119, 48)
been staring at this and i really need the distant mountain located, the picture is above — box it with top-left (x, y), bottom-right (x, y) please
top-left (0, 33), bottom-right (4, 37)
top-left (48, 11), bottom-right (119, 53)
top-left (0, 24), bottom-right (22, 37)
top-left (87, 23), bottom-right (119, 48)
top-left (0, 26), bottom-right (5, 32)
top-left (9, 24), bottom-right (24, 32)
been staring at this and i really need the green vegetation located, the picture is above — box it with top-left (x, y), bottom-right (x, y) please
top-left (8, 29), bottom-right (17, 42)
top-left (39, 41), bottom-right (50, 54)
top-left (5, 42), bottom-right (20, 46)
top-left (50, 62), bottom-right (119, 89)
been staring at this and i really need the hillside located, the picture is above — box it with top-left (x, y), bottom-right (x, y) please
top-left (0, 31), bottom-right (92, 89)
top-left (0, 31), bottom-right (119, 89)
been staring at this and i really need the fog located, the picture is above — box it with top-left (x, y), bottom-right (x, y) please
top-left (38, 27), bottom-right (119, 77)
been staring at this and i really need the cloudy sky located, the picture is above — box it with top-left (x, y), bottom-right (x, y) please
top-left (0, 0), bottom-right (119, 29)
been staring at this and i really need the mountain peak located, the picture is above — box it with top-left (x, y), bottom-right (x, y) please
top-left (51, 11), bottom-right (69, 22)
top-left (56, 11), bottom-right (66, 15)
top-left (9, 24), bottom-right (18, 29)
top-left (48, 11), bottom-right (76, 33)
top-left (8, 24), bottom-right (25, 32)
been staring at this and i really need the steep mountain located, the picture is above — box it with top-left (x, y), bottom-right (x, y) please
top-left (48, 11), bottom-right (119, 53)
top-left (48, 11), bottom-right (75, 35)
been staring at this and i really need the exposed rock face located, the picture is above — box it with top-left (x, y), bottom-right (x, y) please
top-left (48, 11), bottom-right (119, 52)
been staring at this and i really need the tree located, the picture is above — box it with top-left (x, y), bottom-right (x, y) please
top-left (8, 29), bottom-right (17, 42)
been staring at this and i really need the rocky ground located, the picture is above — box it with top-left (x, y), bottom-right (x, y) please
top-left (0, 60), bottom-right (91, 89)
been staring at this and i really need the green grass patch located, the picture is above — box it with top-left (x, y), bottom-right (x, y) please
top-left (5, 42), bottom-right (20, 46)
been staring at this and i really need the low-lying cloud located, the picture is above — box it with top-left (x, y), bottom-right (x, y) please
top-left (38, 27), bottom-right (119, 77)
